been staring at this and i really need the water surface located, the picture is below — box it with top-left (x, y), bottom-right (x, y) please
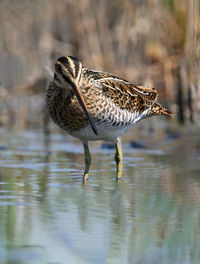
top-left (0, 127), bottom-right (200, 264)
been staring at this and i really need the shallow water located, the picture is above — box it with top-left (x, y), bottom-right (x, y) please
top-left (0, 127), bottom-right (200, 264)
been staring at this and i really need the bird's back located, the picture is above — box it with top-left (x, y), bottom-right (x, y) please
top-left (81, 67), bottom-right (172, 125)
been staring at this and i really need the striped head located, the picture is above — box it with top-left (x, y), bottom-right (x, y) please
top-left (53, 56), bottom-right (82, 88)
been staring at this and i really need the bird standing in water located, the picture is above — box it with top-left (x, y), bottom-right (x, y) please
top-left (46, 56), bottom-right (173, 181)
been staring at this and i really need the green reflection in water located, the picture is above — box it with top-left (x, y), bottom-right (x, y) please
top-left (0, 128), bottom-right (200, 264)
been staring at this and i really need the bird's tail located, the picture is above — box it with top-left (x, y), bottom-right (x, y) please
top-left (149, 103), bottom-right (174, 118)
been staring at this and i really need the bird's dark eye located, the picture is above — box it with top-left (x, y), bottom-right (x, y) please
top-left (55, 64), bottom-right (62, 73)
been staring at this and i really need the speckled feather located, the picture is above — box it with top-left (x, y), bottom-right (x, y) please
top-left (46, 56), bottom-right (173, 141)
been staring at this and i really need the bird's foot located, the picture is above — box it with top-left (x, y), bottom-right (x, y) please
top-left (83, 172), bottom-right (89, 183)
top-left (116, 168), bottom-right (122, 182)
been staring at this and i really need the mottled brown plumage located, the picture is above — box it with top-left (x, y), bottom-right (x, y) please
top-left (46, 56), bottom-right (173, 181)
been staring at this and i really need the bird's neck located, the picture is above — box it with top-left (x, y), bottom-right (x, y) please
top-left (46, 81), bottom-right (72, 112)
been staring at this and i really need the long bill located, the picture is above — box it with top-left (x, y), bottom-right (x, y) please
top-left (70, 80), bottom-right (98, 135)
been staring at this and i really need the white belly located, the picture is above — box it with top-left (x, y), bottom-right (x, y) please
top-left (69, 107), bottom-right (150, 142)
top-left (70, 123), bottom-right (129, 143)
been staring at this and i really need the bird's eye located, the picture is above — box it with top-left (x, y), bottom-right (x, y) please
top-left (55, 64), bottom-right (62, 73)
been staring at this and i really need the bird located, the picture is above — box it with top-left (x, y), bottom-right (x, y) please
top-left (46, 56), bottom-right (173, 181)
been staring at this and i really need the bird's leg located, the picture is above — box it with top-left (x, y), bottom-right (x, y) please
top-left (115, 138), bottom-right (122, 181)
top-left (83, 141), bottom-right (91, 182)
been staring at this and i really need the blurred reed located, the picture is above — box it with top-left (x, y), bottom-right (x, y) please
top-left (0, 0), bottom-right (199, 130)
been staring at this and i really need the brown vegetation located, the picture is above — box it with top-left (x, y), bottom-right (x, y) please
top-left (0, 0), bottom-right (199, 129)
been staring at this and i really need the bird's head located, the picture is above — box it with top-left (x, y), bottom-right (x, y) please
top-left (53, 56), bottom-right (82, 89)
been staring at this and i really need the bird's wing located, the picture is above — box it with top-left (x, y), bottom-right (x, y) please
top-left (92, 74), bottom-right (158, 111)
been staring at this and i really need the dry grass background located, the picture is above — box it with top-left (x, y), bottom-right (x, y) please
top-left (0, 0), bottom-right (199, 130)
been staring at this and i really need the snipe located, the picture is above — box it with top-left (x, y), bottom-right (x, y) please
top-left (46, 56), bottom-right (173, 181)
